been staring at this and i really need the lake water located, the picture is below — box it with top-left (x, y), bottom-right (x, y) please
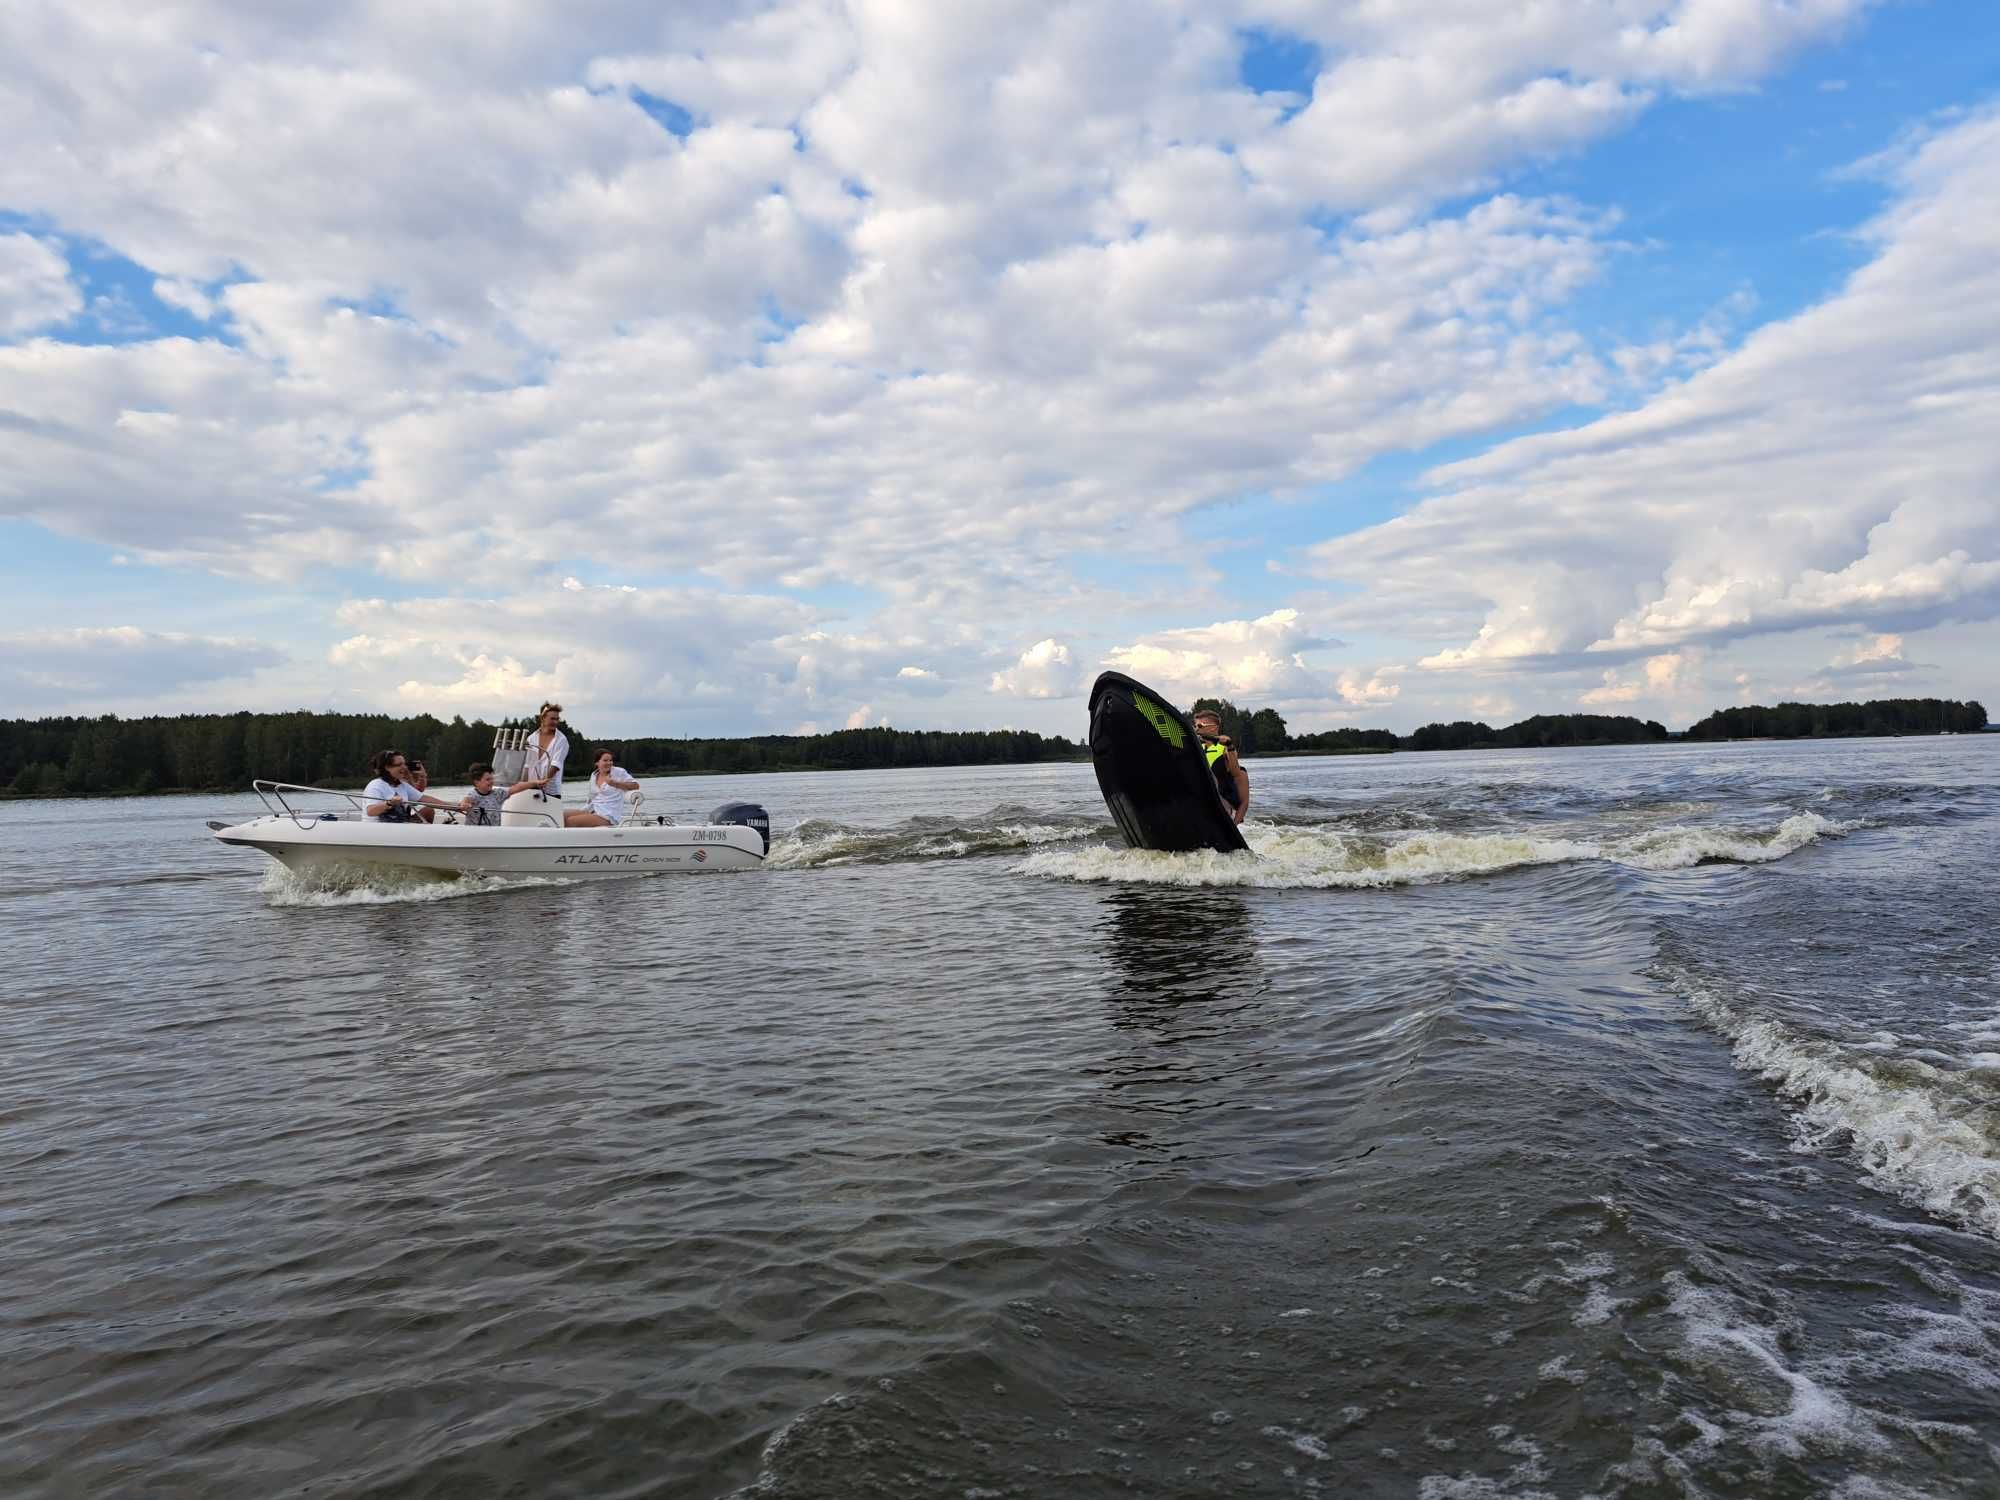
top-left (3, 737), bottom-right (1997, 1498)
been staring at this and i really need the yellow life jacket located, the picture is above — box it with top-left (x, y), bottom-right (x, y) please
top-left (1202, 737), bottom-right (1240, 806)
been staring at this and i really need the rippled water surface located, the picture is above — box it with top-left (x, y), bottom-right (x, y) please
top-left (4, 738), bottom-right (1999, 1497)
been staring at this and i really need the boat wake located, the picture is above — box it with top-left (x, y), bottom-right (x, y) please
top-left (767, 808), bottom-right (1105, 869)
top-left (1673, 974), bottom-right (2000, 1239)
top-left (1020, 811), bottom-right (1848, 889)
top-left (258, 863), bottom-right (578, 907)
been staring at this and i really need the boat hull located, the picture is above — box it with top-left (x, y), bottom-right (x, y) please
top-left (212, 815), bottom-right (766, 878)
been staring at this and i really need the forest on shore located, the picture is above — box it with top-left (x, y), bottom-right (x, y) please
top-left (1682, 697), bottom-right (1987, 740)
top-left (0, 711), bottom-right (1084, 798)
top-left (0, 695), bottom-right (1985, 798)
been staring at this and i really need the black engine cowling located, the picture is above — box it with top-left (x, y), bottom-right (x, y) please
top-left (708, 801), bottom-right (770, 854)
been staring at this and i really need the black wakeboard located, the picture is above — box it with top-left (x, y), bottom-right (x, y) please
top-left (1088, 671), bottom-right (1250, 854)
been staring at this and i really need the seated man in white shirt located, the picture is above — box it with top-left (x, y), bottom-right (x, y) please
top-left (565, 748), bottom-right (641, 828)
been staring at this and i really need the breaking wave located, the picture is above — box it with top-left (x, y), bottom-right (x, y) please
top-left (1021, 828), bottom-right (1596, 889)
top-left (1610, 811), bottom-right (1846, 869)
top-left (1019, 811), bottom-right (1847, 889)
top-left (1679, 978), bottom-right (2000, 1239)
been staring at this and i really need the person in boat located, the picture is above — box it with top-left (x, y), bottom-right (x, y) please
top-left (362, 749), bottom-right (421, 821)
top-left (566, 748), bottom-right (640, 828)
top-left (1192, 709), bottom-right (1249, 826)
top-left (461, 763), bottom-right (505, 826)
top-left (407, 759), bottom-right (437, 823)
top-left (508, 701), bottom-right (569, 807)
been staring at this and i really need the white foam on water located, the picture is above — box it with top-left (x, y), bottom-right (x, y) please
top-left (259, 863), bottom-right (576, 907)
top-left (909, 823), bottom-right (1101, 858)
top-left (1020, 826), bottom-right (1599, 889)
top-left (1262, 1424), bottom-right (1330, 1460)
top-left (1683, 983), bottom-right (2000, 1239)
top-left (770, 818), bottom-right (1101, 868)
top-left (1418, 1428), bottom-right (1557, 1500)
top-left (1572, 1283), bottom-right (1628, 1327)
top-left (1535, 1355), bottom-right (1587, 1386)
top-left (763, 823), bottom-right (877, 869)
top-left (1665, 1273), bottom-right (1890, 1459)
top-left (1827, 1479), bottom-right (1958, 1500)
top-left (1020, 811), bottom-right (1845, 889)
top-left (1606, 811), bottom-right (1847, 870)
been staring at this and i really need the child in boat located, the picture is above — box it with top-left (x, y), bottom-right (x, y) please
top-left (462, 763), bottom-right (505, 826)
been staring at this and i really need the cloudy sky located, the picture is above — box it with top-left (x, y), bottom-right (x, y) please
top-left (1, 1), bottom-right (1994, 736)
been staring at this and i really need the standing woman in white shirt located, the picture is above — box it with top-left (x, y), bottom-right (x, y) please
top-left (508, 701), bottom-right (570, 811)
top-left (567, 749), bottom-right (640, 828)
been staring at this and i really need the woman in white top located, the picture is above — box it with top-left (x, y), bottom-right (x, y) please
top-left (362, 748), bottom-right (412, 820)
top-left (361, 749), bottom-right (456, 821)
top-left (508, 702), bottom-right (570, 804)
top-left (566, 748), bottom-right (639, 828)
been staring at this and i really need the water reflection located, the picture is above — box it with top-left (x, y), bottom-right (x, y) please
top-left (1087, 886), bottom-right (1269, 1158)
top-left (1096, 885), bottom-right (1262, 1016)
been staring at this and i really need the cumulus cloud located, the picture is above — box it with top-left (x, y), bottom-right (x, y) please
top-left (0, 1), bottom-right (1855, 601)
top-left (321, 580), bottom-right (1006, 733)
top-left (1311, 107), bottom-right (2000, 672)
top-left (0, 233), bottom-right (80, 336)
top-left (0, 1), bottom-right (1956, 732)
top-left (1243, 0), bottom-right (1864, 211)
top-left (1333, 665), bottom-right (1404, 709)
top-left (1831, 632), bottom-right (1909, 671)
top-left (1105, 608), bottom-right (1333, 703)
top-left (1578, 649), bottom-right (1700, 707)
top-left (1788, 630), bottom-right (1928, 697)
top-left (989, 638), bottom-right (1083, 699)
top-left (0, 625), bottom-right (279, 709)
top-left (895, 664), bottom-right (948, 697)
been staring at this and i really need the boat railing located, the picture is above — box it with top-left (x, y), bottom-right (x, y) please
top-left (249, 780), bottom-right (564, 830)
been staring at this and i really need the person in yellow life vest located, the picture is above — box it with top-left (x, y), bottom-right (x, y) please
top-left (1192, 708), bottom-right (1249, 825)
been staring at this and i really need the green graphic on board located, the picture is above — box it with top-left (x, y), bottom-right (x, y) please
top-left (1130, 691), bottom-right (1186, 749)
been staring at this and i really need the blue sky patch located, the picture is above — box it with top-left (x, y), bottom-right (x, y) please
top-left (1238, 27), bottom-right (1320, 110)
top-left (629, 88), bottom-right (697, 138)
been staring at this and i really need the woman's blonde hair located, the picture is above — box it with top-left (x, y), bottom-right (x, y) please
top-left (537, 701), bottom-right (563, 721)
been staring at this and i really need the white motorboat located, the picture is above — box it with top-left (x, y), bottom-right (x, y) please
top-left (209, 729), bottom-right (770, 880)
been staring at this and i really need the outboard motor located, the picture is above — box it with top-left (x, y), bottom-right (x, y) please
top-left (708, 801), bottom-right (770, 854)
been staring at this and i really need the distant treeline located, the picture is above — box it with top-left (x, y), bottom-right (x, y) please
top-left (1684, 698), bottom-right (1986, 740)
top-left (2, 711), bottom-right (514, 798)
top-left (1404, 713), bottom-right (1669, 751)
top-left (1192, 695), bottom-right (1989, 753)
top-left (0, 710), bottom-right (1084, 797)
top-left (613, 726), bottom-right (1081, 776)
top-left (1191, 700), bottom-right (1665, 754)
top-left (2, 694), bottom-right (1987, 798)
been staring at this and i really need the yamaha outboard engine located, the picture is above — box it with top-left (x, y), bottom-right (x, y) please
top-left (708, 801), bottom-right (770, 854)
